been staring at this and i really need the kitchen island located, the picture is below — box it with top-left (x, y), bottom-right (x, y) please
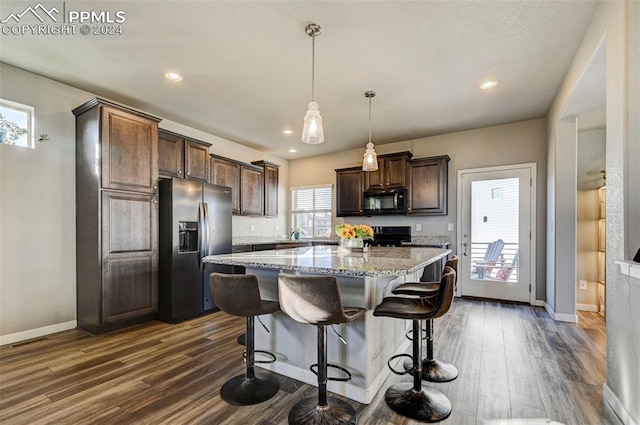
top-left (203, 245), bottom-right (450, 404)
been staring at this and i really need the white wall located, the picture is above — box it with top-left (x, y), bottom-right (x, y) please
top-left (0, 63), bottom-right (288, 341)
top-left (288, 118), bottom-right (548, 300)
top-left (547, 1), bottom-right (640, 422)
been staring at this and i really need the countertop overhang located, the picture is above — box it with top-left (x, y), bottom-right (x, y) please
top-left (204, 245), bottom-right (451, 277)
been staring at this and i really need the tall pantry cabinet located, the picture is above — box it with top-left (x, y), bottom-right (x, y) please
top-left (73, 98), bottom-right (161, 334)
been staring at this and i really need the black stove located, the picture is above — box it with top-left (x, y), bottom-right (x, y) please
top-left (368, 226), bottom-right (411, 247)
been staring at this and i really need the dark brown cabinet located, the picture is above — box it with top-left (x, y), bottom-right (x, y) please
top-left (211, 155), bottom-right (241, 214)
top-left (336, 166), bottom-right (364, 217)
top-left (408, 155), bottom-right (450, 215)
top-left (158, 129), bottom-right (211, 182)
top-left (101, 191), bottom-right (158, 323)
top-left (241, 164), bottom-right (264, 216)
top-left (252, 160), bottom-right (280, 217)
top-left (364, 151), bottom-right (412, 190)
top-left (73, 98), bottom-right (161, 334)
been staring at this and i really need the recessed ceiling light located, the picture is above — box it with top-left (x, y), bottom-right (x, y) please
top-left (282, 129), bottom-right (294, 135)
top-left (288, 148), bottom-right (297, 153)
top-left (165, 72), bottom-right (183, 81)
top-left (481, 81), bottom-right (497, 89)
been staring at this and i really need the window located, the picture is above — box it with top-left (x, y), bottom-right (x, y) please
top-left (291, 185), bottom-right (332, 238)
top-left (0, 99), bottom-right (34, 148)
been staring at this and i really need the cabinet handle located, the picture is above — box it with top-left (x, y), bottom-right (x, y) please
top-left (178, 170), bottom-right (182, 175)
top-left (186, 172), bottom-right (190, 176)
top-left (153, 199), bottom-right (158, 204)
top-left (153, 185), bottom-right (157, 190)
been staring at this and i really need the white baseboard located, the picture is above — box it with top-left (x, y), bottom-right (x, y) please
top-left (532, 299), bottom-right (545, 307)
top-left (577, 303), bottom-right (598, 312)
top-left (544, 302), bottom-right (578, 323)
top-left (603, 383), bottom-right (639, 425)
top-left (0, 320), bottom-right (77, 346)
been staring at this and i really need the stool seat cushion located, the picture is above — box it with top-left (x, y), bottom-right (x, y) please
top-left (373, 297), bottom-right (436, 320)
top-left (392, 282), bottom-right (439, 296)
top-left (278, 274), bottom-right (366, 325)
top-left (211, 273), bottom-right (280, 317)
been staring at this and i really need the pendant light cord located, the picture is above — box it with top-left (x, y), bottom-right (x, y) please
top-left (311, 35), bottom-right (315, 101)
top-left (368, 96), bottom-right (372, 143)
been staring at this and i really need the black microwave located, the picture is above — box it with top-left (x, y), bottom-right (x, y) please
top-left (363, 189), bottom-right (407, 215)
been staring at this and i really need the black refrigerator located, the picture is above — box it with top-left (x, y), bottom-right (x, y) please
top-left (158, 178), bottom-right (233, 323)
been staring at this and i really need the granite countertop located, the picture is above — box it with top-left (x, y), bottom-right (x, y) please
top-left (232, 236), bottom-right (340, 246)
top-left (204, 245), bottom-right (450, 277)
top-left (402, 235), bottom-right (451, 247)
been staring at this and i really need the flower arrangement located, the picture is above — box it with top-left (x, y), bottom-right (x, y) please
top-left (335, 224), bottom-right (374, 240)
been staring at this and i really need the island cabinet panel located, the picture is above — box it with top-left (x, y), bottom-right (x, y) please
top-left (252, 160), bottom-right (280, 217)
top-left (211, 155), bottom-right (241, 214)
top-left (364, 151), bottom-right (412, 190)
top-left (157, 129), bottom-right (211, 182)
top-left (408, 155), bottom-right (450, 215)
top-left (73, 97), bottom-right (161, 335)
top-left (336, 166), bottom-right (364, 217)
top-left (240, 164), bottom-right (264, 216)
top-left (101, 105), bottom-right (158, 194)
top-left (157, 130), bottom-right (184, 178)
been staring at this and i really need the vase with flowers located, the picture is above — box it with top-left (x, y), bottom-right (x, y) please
top-left (335, 223), bottom-right (374, 253)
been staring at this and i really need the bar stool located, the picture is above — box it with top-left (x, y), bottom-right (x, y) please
top-left (210, 273), bottom-right (281, 405)
top-left (392, 256), bottom-right (459, 383)
top-left (278, 274), bottom-right (366, 425)
top-left (373, 268), bottom-right (456, 422)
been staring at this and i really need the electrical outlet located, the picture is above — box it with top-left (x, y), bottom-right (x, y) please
top-left (448, 223), bottom-right (454, 231)
top-left (416, 224), bottom-right (422, 232)
top-left (579, 280), bottom-right (587, 290)
top-left (250, 225), bottom-right (256, 232)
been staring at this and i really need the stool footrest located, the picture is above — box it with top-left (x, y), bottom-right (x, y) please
top-left (405, 328), bottom-right (428, 341)
top-left (387, 353), bottom-right (413, 375)
top-left (243, 349), bottom-right (277, 364)
top-left (309, 363), bottom-right (352, 382)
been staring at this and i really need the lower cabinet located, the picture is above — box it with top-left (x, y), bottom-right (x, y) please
top-left (77, 190), bottom-right (158, 334)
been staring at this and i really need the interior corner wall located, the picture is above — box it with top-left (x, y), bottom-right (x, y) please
top-left (554, 118), bottom-right (578, 316)
top-left (547, 1), bottom-right (640, 423)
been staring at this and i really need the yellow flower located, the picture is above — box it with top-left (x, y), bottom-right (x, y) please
top-left (335, 223), bottom-right (374, 240)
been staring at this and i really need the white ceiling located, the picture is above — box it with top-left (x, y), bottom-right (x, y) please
top-left (0, 0), bottom-right (601, 160)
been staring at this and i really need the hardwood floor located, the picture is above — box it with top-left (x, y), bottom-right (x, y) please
top-left (0, 299), bottom-right (621, 425)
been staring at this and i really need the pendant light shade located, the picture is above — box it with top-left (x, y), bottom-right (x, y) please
top-left (362, 91), bottom-right (379, 171)
top-left (301, 23), bottom-right (324, 145)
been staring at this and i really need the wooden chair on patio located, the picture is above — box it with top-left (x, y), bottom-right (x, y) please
top-left (472, 239), bottom-right (504, 279)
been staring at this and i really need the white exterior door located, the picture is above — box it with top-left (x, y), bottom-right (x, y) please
top-left (458, 164), bottom-right (535, 303)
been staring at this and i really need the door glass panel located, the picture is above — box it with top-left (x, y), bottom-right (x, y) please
top-left (470, 178), bottom-right (520, 283)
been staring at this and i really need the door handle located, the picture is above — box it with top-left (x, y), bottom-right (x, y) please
top-left (462, 242), bottom-right (469, 256)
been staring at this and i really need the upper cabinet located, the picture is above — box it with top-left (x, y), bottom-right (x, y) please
top-left (210, 156), bottom-right (266, 216)
top-left (252, 160), bottom-right (280, 217)
top-left (364, 151), bottom-right (413, 190)
top-left (336, 167), bottom-right (364, 217)
top-left (408, 155), bottom-right (450, 215)
top-left (211, 155), bottom-right (241, 214)
top-left (240, 164), bottom-right (264, 216)
top-left (158, 129), bottom-right (211, 182)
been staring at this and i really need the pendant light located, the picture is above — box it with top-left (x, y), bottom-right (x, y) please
top-left (301, 23), bottom-right (325, 144)
top-left (362, 91), bottom-right (379, 171)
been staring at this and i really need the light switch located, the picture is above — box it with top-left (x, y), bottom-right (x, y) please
top-left (448, 223), bottom-right (454, 231)
top-left (416, 224), bottom-right (422, 232)
top-left (250, 225), bottom-right (256, 232)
